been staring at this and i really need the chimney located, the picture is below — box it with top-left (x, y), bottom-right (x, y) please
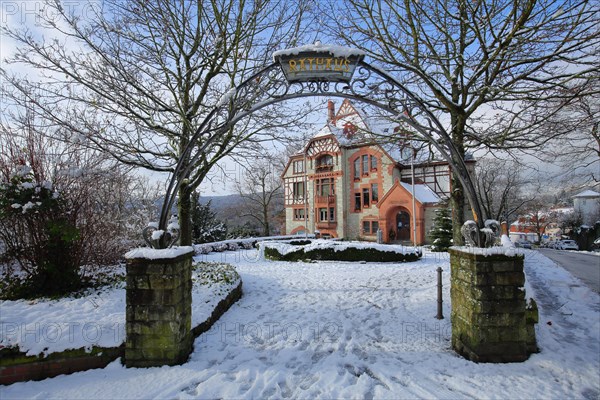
top-left (327, 100), bottom-right (335, 124)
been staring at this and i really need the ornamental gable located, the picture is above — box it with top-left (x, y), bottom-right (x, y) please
top-left (306, 135), bottom-right (341, 157)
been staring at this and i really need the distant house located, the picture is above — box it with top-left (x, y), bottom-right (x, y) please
top-left (572, 190), bottom-right (600, 226)
top-left (509, 214), bottom-right (547, 243)
top-left (281, 99), bottom-right (475, 244)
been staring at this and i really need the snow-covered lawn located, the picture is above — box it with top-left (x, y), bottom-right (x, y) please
top-left (0, 263), bottom-right (241, 356)
top-left (1, 249), bottom-right (599, 399)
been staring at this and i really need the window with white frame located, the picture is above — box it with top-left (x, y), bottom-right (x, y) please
top-left (292, 182), bottom-right (305, 200)
top-left (292, 160), bottom-right (305, 174)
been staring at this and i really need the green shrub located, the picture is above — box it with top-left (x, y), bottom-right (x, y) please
top-left (264, 243), bottom-right (420, 262)
top-left (193, 262), bottom-right (240, 287)
top-left (288, 240), bottom-right (312, 246)
top-left (429, 204), bottom-right (453, 252)
top-left (0, 169), bottom-right (82, 298)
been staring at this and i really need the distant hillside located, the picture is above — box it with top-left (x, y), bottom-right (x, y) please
top-left (156, 192), bottom-right (283, 233)
top-left (198, 194), bottom-right (245, 210)
top-left (200, 191), bottom-right (284, 234)
top-left (153, 194), bottom-right (243, 219)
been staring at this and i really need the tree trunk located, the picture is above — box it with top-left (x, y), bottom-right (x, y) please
top-left (451, 173), bottom-right (466, 246)
top-left (263, 203), bottom-right (270, 236)
top-left (450, 112), bottom-right (467, 246)
top-left (178, 184), bottom-right (193, 246)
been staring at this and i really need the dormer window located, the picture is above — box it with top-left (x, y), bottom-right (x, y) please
top-left (316, 154), bottom-right (334, 172)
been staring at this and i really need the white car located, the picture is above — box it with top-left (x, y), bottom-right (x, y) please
top-left (592, 238), bottom-right (600, 253)
top-left (557, 240), bottom-right (579, 251)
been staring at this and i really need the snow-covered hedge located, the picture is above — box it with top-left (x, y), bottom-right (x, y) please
top-left (194, 234), bottom-right (315, 255)
top-left (193, 262), bottom-right (240, 292)
top-left (261, 240), bottom-right (421, 262)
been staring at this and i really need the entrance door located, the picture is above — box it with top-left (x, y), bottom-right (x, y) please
top-left (396, 211), bottom-right (411, 241)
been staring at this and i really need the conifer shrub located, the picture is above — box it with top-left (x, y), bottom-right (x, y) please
top-left (429, 205), bottom-right (453, 252)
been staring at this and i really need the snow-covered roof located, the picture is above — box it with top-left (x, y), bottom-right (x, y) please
top-left (294, 100), bottom-right (443, 166)
top-left (308, 100), bottom-right (436, 163)
top-left (273, 42), bottom-right (365, 61)
top-left (313, 124), bottom-right (339, 139)
top-left (550, 207), bottom-right (574, 214)
top-left (573, 190), bottom-right (600, 198)
top-left (400, 182), bottom-right (441, 203)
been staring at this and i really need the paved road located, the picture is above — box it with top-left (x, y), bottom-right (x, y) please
top-left (538, 248), bottom-right (600, 293)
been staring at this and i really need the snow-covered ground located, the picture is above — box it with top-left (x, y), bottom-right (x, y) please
top-left (0, 263), bottom-right (241, 356)
top-left (1, 249), bottom-right (599, 399)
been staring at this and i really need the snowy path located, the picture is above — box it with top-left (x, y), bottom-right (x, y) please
top-left (1, 250), bottom-right (599, 399)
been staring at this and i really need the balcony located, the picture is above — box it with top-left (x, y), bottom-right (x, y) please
top-left (315, 194), bottom-right (336, 205)
top-left (315, 165), bottom-right (333, 173)
top-left (316, 221), bottom-right (337, 229)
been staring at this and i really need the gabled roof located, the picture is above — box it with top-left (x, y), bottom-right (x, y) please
top-left (573, 190), bottom-right (600, 198)
top-left (327, 99), bottom-right (435, 163)
top-left (377, 179), bottom-right (441, 208)
top-left (399, 182), bottom-right (441, 203)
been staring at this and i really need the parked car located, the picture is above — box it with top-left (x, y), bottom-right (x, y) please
top-left (548, 240), bottom-right (560, 249)
top-left (515, 240), bottom-right (532, 249)
top-left (591, 238), bottom-right (600, 253)
top-left (557, 240), bottom-right (579, 251)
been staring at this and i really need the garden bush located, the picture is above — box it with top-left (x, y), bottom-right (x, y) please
top-left (263, 241), bottom-right (421, 262)
top-left (0, 167), bottom-right (82, 297)
top-left (0, 130), bottom-right (160, 299)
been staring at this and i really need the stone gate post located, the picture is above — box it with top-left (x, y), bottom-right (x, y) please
top-left (450, 248), bottom-right (538, 363)
top-left (124, 247), bottom-right (194, 368)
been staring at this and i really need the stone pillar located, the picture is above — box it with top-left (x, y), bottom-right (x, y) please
top-left (450, 248), bottom-right (538, 363)
top-left (124, 247), bottom-right (194, 368)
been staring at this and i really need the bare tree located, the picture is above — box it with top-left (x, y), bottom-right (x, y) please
top-left (474, 157), bottom-right (535, 224)
top-left (522, 200), bottom-right (551, 244)
top-left (235, 156), bottom-right (283, 236)
top-left (0, 99), bottom-right (144, 295)
top-left (329, 0), bottom-right (599, 243)
top-left (1, 0), bottom-right (308, 245)
top-left (536, 78), bottom-right (600, 189)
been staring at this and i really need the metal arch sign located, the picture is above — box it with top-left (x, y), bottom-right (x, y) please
top-left (273, 43), bottom-right (365, 83)
top-left (158, 43), bottom-right (488, 248)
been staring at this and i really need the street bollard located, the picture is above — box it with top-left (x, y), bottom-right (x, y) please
top-left (436, 267), bottom-right (444, 319)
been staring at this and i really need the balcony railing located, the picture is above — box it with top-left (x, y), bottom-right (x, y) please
top-left (315, 194), bottom-right (336, 205)
top-left (316, 221), bottom-right (337, 229)
top-left (315, 164), bottom-right (333, 172)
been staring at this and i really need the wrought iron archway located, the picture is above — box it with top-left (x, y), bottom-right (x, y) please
top-left (149, 45), bottom-right (490, 248)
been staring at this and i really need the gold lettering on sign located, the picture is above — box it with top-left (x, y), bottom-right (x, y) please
top-left (316, 57), bottom-right (325, 70)
top-left (286, 56), bottom-right (353, 75)
top-left (333, 58), bottom-right (343, 71)
top-left (343, 59), bottom-right (350, 72)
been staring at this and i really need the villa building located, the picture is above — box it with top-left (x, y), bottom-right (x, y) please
top-left (573, 190), bottom-right (600, 226)
top-left (281, 99), bottom-right (474, 244)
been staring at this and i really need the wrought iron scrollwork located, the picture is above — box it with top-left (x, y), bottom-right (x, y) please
top-left (152, 57), bottom-right (488, 248)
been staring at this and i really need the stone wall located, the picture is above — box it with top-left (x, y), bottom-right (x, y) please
top-left (450, 248), bottom-right (538, 363)
top-left (0, 346), bottom-right (123, 385)
top-left (125, 248), bottom-right (194, 368)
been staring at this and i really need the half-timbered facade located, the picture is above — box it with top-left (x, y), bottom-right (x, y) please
top-left (282, 99), bottom-right (474, 244)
